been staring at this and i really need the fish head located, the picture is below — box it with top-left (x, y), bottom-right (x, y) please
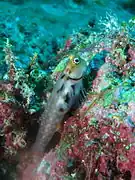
top-left (64, 53), bottom-right (87, 79)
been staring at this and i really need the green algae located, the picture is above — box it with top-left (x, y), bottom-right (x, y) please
top-left (52, 57), bottom-right (68, 73)
top-left (119, 87), bottom-right (135, 104)
top-left (102, 90), bottom-right (114, 107)
top-left (56, 141), bottom-right (70, 161)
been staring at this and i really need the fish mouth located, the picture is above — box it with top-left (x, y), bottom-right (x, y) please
top-left (68, 75), bottom-right (82, 81)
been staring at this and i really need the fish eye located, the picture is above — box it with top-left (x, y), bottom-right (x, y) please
top-left (73, 58), bottom-right (80, 64)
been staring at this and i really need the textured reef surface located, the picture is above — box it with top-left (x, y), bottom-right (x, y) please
top-left (0, 1), bottom-right (135, 180)
top-left (21, 15), bottom-right (135, 180)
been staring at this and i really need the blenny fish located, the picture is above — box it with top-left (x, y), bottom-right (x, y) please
top-left (32, 53), bottom-right (87, 153)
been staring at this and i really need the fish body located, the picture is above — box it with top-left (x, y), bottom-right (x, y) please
top-left (32, 53), bottom-right (87, 153)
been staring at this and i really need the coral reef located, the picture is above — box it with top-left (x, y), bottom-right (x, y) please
top-left (0, 0), bottom-right (133, 69)
top-left (0, 1), bottom-right (135, 179)
top-left (28, 15), bottom-right (135, 180)
top-left (0, 38), bottom-right (53, 162)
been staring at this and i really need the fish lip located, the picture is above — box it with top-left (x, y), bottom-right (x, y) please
top-left (67, 75), bottom-right (83, 81)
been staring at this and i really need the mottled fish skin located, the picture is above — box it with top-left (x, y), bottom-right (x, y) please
top-left (32, 54), bottom-right (87, 153)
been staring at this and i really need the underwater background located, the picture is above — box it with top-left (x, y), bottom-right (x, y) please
top-left (0, 0), bottom-right (135, 180)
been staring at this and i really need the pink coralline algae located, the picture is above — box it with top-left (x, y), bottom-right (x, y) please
top-left (32, 102), bottom-right (135, 179)
top-left (61, 111), bottom-right (135, 179)
top-left (128, 47), bottom-right (135, 61)
top-left (0, 102), bottom-right (12, 125)
top-left (64, 39), bottom-right (72, 51)
top-left (0, 81), bottom-right (26, 157)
